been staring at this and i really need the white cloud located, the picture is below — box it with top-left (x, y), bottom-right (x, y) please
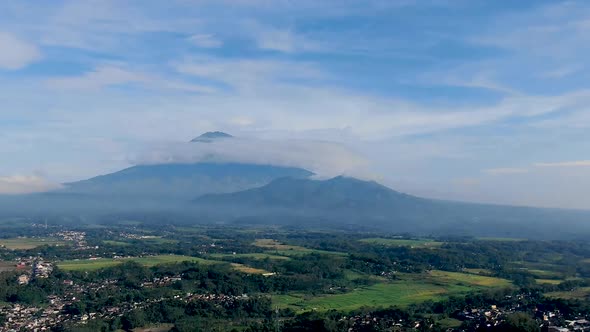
top-left (132, 137), bottom-right (368, 179)
top-left (534, 160), bottom-right (590, 168)
top-left (46, 65), bottom-right (215, 93)
top-left (0, 175), bottom-right (61, 194)
top-left (247, 23), bottom-right (321, 53)
top-left (0, 32), bottom-right (41, 70)
top-left (47, 66), bottom-right (146, 90)
top-left (188, 34), bottom-right (222, 48)
top-left (540, 65), bottom-right (583, 79)
top-left (483, 168), bottom-right (529, 175)
top-left (174, 57), bottom-right (324, 91)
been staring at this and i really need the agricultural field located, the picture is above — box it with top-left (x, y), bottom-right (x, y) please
top-left (428, 270), bottom-right (512, 288)
top-left (103, 240), bottom-right (131, 246)
top-left (57, 255), bottom-right (221, 271)
top-left (254, 239), bottom-right (346, 256)
top-left (0, 237), bottom-right (64, 250)
top-left (210, 253), bottom-right (291, 260)
top-left (463, 268), bottom-right (493, 276)
top-left (536, 279), bottom-right (563, 285)
top-left (274, 270), bottom-right (512, 312)
top-left (475, 237), bottom-right (526, 242)
top-left (230, 263), bottom-right (271, 275)
top-left (545, 287), bottom-right (590, 300)
top-left (359, 238), bottom-right (444, 248)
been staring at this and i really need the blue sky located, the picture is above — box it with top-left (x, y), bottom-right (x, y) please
top-left (1, 0), bottom-right (589, 209)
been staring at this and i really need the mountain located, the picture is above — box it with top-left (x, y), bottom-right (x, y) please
top-left (61, 163), bottom-right (313, 199)
top-left (190, 131), bottom-right (233, 143)
top-left (194, 176), bottom-right (590, 238)
top-left (56, 131), bottom-right (313, 199)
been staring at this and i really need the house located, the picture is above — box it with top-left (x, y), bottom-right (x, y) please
top-left (17, 274), bottom-right (30, 285)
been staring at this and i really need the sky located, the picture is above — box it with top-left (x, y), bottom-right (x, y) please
top-left (0, 0), bottom-right (589, 209)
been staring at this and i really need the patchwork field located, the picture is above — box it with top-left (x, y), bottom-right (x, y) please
top-left (57, 255), bottom-right (222, 271)
top-left (210, 253), bottom-right (291, 260)
top-left (274, 270), bottom-right (512, 312)
top-left (536, 279), bottom-right (563, 285)
top-left (0, 237), bottom-right (64, 250)
top-left (103, 240), bottom-right (132, 246)
top-left (545, 287), bottom-right (590, 300)
top-left (359, 238), bottom-right (444, 248)
top-left (230, 263), bottom-right (271, 275)
top-left (254, 239), bottom-right (347, 257)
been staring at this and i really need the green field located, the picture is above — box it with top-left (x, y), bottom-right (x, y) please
top-left (0, 237), bottom-right (64, 249)
top-left (58, 255), bottom-right (221, 271)
top-left (138, 237), bottom-right (179, 245)
top-left (275, 271), bottom-right (511, 312)
top-left (475, 237), bottom-right (526, 242)
top-left (230, 263), bottom-right (271, 274)
top-left (428, 270), bottom-right (512, 287)
top-left (359, 238), bottom-right (444, 248)
top-left (254, 239), bottom-right (346, 257)
top-left (536, 279), bottom-right (563, 285)
top-left (463, 268), bottom-right (493, 276)
top-left (103, 240), bottom-right (132, 246)
top-left (210, 253), bottom-right (291, 260)
top-left (545, 287), bottom-right (590, 300)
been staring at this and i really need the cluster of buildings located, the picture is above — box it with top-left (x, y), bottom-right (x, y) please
top-left (141, 275), bottom-right (182, 288)
top-left (454, 297), bottom-right (590, 332)
top-left (52, 231), bottom-right (98, 250)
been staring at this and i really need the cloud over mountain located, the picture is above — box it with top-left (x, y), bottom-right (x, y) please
top-left (132, 135), bottom-right (368, 178)
top-left (0, 174), bottom-right (61, 194)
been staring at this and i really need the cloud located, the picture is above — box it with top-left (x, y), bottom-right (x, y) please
top-left (540, 65), bottom-right (582, 79)
top-left (175, 57), bottom-right (323, 87)
top-left (483, 168), bottom-right (529, 175)
top-left (246, 22), bottom-right (321, 53)
top-left (0, 32), bottom-right (41, 70)
top-left (188, 34), bottom-right (222, 48)
top-left (132, 137), bottom-right (369, 178)
top-left (46, 65), bottom-right (215, 93)
top-left (0, 175), bottom-right (62, 194)
top-left (534, 160), bottom-right (590, 168)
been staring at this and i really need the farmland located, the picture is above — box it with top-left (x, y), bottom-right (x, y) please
top-left (359, 238), bottom-right (444, 248)
top-left (0, 237), bottom-right (64, 249)
top-left (274, 270), bottom-right (512, 312)
top-left (57, 255), bottom-right (221, 271)
top-left (254, 238), bottom-right (347, 256)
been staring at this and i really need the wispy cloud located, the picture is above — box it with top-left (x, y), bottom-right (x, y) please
top-left (534, 160), bottom-right (590, 168)
top-left (133, 137), bottom-right (369, 178)
top-left (0, 32), bottom-right (41, 70)
top-left (46, 65), bottom-right (215, 93)
top-left (188, 34), bottom-right (222, 48)
top-left (483, 168), bottom-right (529, 175)
top-left (0, 174), bottom-right (61, 194)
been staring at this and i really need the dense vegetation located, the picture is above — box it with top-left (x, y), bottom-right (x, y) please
top-left (1, 219), bottom-right (590, 331)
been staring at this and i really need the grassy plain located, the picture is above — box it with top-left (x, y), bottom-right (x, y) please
top-left (254, 239), bottom-right (346, 257)
top-left (545, 287), bottom-right (590, 300)
top-left (57, 255), bottom-right (221, 271)
top-left (230, 263), bottom-right (271, 274)
top-left (274, 270), bottom-right (512, 312)
top-left (0, 237), bottom-right (64, 249)
top-left (536, 279), bottom-right (563, 285)
top-left (359, 238), bottom-right (444, 248)
top-left (210, 253), bottom-right (291, 260)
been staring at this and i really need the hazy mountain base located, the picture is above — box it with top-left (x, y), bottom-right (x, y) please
top-left (1, 175), bottom-right (589, 240)
top-left (192, 176), bottom-right (590, 240)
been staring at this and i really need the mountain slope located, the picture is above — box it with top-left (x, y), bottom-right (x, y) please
top-left (62, 163), bottom-right (314, 199)
top-left (193, 176), bottom-right (590, 238)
